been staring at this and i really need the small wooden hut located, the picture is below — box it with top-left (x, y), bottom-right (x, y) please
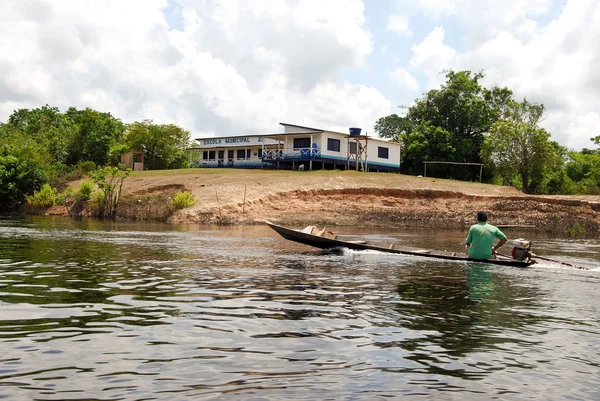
top-left (120, 151), bottom-right (144, 171)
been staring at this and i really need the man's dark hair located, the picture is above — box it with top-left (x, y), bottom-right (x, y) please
top-left (477, 211), bottom-right (488, 222)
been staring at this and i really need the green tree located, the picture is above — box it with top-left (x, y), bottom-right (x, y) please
top-left (123, 120), bottom-right (191, 170)
top-left (374, 114), bottom-right (411, 143)
top-left (0, 128), bottom-right (50, 208)
top-left (540, 142), bottom-right (573, 194)
top-left (481, 99), bottom-right (554, 193)
top-left (65, 107), bottom-right (126, 166)
top-left (6, 105), bottom-right (75, 164)
top-left (564, 150), bottom-right (600, 194)
top-left (375, 70), bottom-right (512, 179)
top-left (88, 166), bottom-right (132, 218)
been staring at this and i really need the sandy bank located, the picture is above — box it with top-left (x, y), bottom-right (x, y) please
top-left (108, 169), bottom-right (599, 236)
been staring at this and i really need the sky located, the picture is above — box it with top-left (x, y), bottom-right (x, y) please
top-left (1, 0), bottom-right (599, 150)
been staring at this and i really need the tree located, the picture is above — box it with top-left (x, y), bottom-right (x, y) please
top-left (481, 99), bottom-right (554, 193)
top-left (375, 70), bottom-right (512, 179)
top-left (65, 107), bottom-right (126, 166)
top-left (6, 105), bottom-right (75, 165)
top-left (564, 150), bottom-right (600, 194)
top-left (123, 120), bottom-right (191, 170)
top-left (374, 114), bottom-right (411, 143)
top-left (0, 128), bottom-right (50, 208)
top-left (88, 166), bottom-right (132, 218)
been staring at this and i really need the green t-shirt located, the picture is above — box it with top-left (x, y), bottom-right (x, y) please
top-left (465, 222), bottom-right (506, 260)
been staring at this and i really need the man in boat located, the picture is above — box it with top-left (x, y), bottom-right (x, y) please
top-left (465, 211), bottom-right (507, 260)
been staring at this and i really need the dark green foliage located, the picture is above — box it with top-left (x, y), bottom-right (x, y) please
top-left (481, 99), bottom-right (555, 193)
top-left (0, 154), bottom-right (47, 207)
top-left (0, 127), bottom-right (50, 208)
top-left (65, 107), bottom-right (126, 166)
top-left (376, 70), bottom-right (512, 179)
top-left (0, 105), bottom-right (126, 210)
top-left (6, 105), bottom-right (74, 165)
top-left (564, 151), bottom-right (600, 194)
top-left (374, 114), bottom-right (411, 143)
top-left (123, 120), bottom-right (191, 170)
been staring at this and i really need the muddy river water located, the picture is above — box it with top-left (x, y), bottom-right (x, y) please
top-left (0, 216), bottom-right (599, 400)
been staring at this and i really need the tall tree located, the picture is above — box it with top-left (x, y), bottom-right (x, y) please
top-left (6, 105), bottom-right (75, 165)
top-left (0, 126), bottom-right (50, 208)
top-left (481, 99), bottom-right (554, 193)
top-left (123, 120), bottom-right (191, 170)
top-left (374, 114), bottom-right (411, 143)
top-left (564, 149), bottom-right (600, 194)
top-left (375, 70), bottom-right (512, 179)
top-left (65, 107), bottom-right (126, 166)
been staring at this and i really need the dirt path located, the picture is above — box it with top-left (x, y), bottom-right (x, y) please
top-left (116, 169), bottom-right (600, 236)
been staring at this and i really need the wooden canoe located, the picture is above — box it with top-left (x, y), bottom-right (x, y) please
top-left (265, 221), bottom-right (535, 268)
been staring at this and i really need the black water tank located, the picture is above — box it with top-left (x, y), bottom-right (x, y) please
top-left (349, 127), bottom-right (362, 136)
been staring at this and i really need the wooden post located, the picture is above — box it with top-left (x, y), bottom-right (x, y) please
top-left (479, 164), bottom-right (483, 182)
top-left (424, 162), bottom-right (427, 177)
top-left (242, 185), bottom-right (247, 213)
top-left (215, 189), bottom-right (221, 216)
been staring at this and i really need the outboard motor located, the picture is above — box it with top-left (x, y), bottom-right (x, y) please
top-left (512, 238), bottom-right (532, 261)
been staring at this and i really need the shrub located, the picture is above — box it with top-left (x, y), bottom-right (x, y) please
top-left (88, 190), bottom-right (106, 216)
top-left (26, 184), bottom-right (56, 208)
top-left (170, 191), bottom-right (195, 210)
top-left (77, 161), bottom-right (96, 174)
top-left (76, 180), bottom-right (95, 201)
top-left (55, 186), bottom-right (73, 206)
top-left (88, 165), bottom-right (131, 218)
top-left (0, 154), bottom-right (48, 207)
top-left (568, 222), bottom-right (587, 238)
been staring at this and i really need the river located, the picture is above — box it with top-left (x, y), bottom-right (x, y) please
top-left (0, 216), bottom-right (599, 400)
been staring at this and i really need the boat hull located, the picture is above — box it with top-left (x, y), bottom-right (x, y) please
top-left (265, 221), bottom-right (534, 268)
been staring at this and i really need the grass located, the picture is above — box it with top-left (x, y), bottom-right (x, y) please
top-left (170, 191), bottom-right (195, 210)
top-left (26, 184), bottom-right (56, 208)
top-left (129, 168), bottom-right (400, 178)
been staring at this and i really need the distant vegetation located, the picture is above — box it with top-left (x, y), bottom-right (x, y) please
top-left (375, 70), bottom-right (600, 194)
top-left (0, 106), bottom-right (191, 211)
top-left (2, 69), bottom-right (599, 214)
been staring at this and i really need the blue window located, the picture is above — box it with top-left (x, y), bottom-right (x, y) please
top-left (378, 146), bottom-right (389, 159)
top-left (293, 137), bottom-right (311, 149)
top-left (327, 138), bottom-right (340, 152)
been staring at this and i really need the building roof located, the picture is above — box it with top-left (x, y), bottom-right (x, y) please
top-left (279, 122), bottom-right (323, 132)
top-left (190, 124), bottom-right (399, 148)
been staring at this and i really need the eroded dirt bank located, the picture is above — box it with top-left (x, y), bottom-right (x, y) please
top-left (48, 169), bottom-right (600, 236)
top-left (188, 188), bottom-right (600, 235)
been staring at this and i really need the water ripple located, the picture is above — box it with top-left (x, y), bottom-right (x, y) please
top-left (0, 217), bottom-right (599, 400)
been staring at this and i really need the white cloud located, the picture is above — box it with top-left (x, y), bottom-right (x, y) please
top-left (410, 27), bottom-right (457, 88)
top-left (3, 0), bottom-right (599, 150)
top-left (417, 0), bottom-right (457, 19)
top-left (399, 0), bottom-right (599, 149)
top-left (387, 15), bottom-right (412, 37)
top-left (389, 68), bottom-right (419, 92)
top-left (0, 0), bottom-right (388, 139)
top-left (455, 0), bottom-right (600, 149)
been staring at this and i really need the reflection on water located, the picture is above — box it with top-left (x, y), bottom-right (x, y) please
top-left (0, 216), bottom-right (599, 400)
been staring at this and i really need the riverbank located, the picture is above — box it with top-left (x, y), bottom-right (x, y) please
top-left (47, 169), bottom-right (600, 236)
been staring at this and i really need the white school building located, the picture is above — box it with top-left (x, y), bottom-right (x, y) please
top-left (188, 123), bottom-right (403, 173)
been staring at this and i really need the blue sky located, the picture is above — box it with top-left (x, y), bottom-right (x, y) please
top-left (1, 0), bottom-right (599, 149)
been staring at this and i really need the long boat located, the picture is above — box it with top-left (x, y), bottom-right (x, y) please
top-left (265, 221), bottom-right (535, 268)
